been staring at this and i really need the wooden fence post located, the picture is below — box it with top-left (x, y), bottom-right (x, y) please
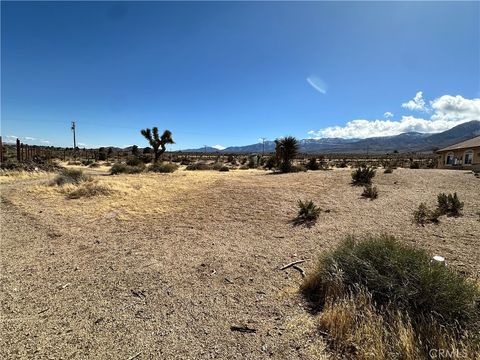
top-left (16, 138), bottom-right (20, 162)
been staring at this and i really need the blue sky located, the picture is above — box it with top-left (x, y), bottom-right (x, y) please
top-left (1, 1), bottom-right (479, 149)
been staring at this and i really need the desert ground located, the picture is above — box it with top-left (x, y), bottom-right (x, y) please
top-left (1, 167), bottom-right (479, 359)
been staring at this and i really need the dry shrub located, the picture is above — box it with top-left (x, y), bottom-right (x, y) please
top-left (414, 203), bottom-right (440, 225)
top-left (110, 163), bottom-right (145, 175)
top-left (148, 162), bottom-right (178, 173)
top-left (361, 184), bottom-right (378, 200)
top-left (185, 162), bottom-right (211, 171)
top-left (437, 192), bottom-right (464, 217)
top-left (52, 169), bottom-right (92, 186)
top-left (66, 181), bottom-right (113, 199)
top-left (301, 235), bottom-right (480, 359)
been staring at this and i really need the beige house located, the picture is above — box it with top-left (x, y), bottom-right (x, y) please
top-left (437, 136), bottom-right (480, 171)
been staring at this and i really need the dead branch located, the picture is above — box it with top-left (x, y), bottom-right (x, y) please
top-left (127, 352), bottom-right (142, 360)
top-left (292, 265), bottom-right (306, 277)
top-left (279, 260), bottom-right (305, 270)
top-left (230, 325), bottom-right (256, 333)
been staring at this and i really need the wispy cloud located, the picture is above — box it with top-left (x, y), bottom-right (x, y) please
top-left (306, 76), bottom-right (327, 94)
top-left (384, 112), bottom-right (394, 119)
top-left (308, 94), bottom-right (480, 139)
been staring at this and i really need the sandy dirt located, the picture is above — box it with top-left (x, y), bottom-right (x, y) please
top-left (1, 168), bottom-right (479, 359)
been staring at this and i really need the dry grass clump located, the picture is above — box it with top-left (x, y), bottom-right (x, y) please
top-left (361, 184), bottom-right (378, 200)
top-left (52, 168), bottom-right (92, 186)
top-left (0, 170), bottom-right (52, 184)
top-left (66, 181), bottom-right (113, 199)
top-left (301, 235), bottom-right (480, 359)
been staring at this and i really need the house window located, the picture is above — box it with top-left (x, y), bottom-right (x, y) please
top-left (445, 153), bottom-right (454, 165)
top-left (464, 150), bottom-right (473, 165)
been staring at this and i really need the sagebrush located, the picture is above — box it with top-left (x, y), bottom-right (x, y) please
top-left (301, 235), bottom-right (480, 359)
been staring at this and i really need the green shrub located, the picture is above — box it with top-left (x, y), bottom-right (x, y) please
top-left (306, 158), bottom-right (320, 171)
top-left (301, 235), bottom-right (480, 332)
top-left (413, 203), bottom-right (440, 225)
top-left (351, 166), bottom-right (376, 186)
top-left (148, 162), bottom-right (178, 173)
top-left (437, 193), bottom-right (464, 217)
top-left (53, 169), bottom-right (92, 186)
top-left (185, 162), bottom-right (211, 171)
top-left (296, 200), bottom-right (321, 223)
top-left (126, 156), bottom-right (143, 166)
top-left (264, 156), bottom-right (277, 170)
top-left (180, 158), bottom-right (191, 165)
top-left (110, 163), bottom-right (145, 175)
top-left (361, 185), bottom-right (378, 200)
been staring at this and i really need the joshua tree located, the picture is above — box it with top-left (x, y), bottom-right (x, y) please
top-left (275, 136), bottom-right (299, 172)
top-left (140, 127), bottom-right (174, 163)
top-left (131, 145), bottom-right (139, 156)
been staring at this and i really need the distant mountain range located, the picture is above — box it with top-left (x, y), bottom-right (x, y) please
top-left (182, 120), bottom-right (480, 154)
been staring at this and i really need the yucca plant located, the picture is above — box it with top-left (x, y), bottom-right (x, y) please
top-left (297, 200), bottom-right (321, 222)
top-left (275, 136), bottom-right (299, 173)
top-left (351, 166), bottom-right (376, 186)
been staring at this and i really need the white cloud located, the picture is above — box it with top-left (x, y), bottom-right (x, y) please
top-left (430, 95), bottom-right (480, 122)
top-left (40, 140), bottom-right (51, 144)
top-left (384, 112), bottom-right (394, 119)
top-left (402, 91), bottom-right (429, 112)
top-left (211, 144), bottom-right (226, 150)
top-left (306, 76), bottom-right (327, 94)
top-left (24, 136), bottom-right (36, 140)
top-left (309, 94), bottom-right (480, 139)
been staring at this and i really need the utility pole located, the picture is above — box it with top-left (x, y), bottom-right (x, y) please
top-left (260, 137), bottom-right (266, 155)
top-left (71, 121), bottom-right (77, 158)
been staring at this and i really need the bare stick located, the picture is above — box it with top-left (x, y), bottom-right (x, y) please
top-left (292, 265), bottom-right (306, 277)
top-left (127, 352), bottom-right (142, 360)
top-left (231, 325), bottom-right (256, 333)
top-left (279, 260), bottom-right (305, 270)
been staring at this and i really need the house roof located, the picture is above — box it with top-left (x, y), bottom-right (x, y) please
top-left (437, 136), bottom-right (480, 152)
